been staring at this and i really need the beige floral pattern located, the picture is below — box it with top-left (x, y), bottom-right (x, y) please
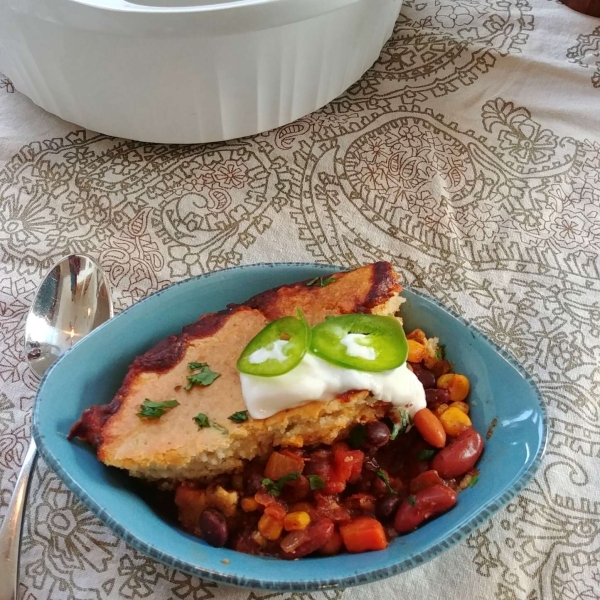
top-left (1, 0), bottom-right (600, 599)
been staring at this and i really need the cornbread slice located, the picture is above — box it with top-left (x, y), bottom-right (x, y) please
top-left (70, 262), bottom-right (408, 482)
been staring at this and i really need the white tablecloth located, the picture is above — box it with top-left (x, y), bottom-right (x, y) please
top-left (1, 0), bottom-right (600, 598)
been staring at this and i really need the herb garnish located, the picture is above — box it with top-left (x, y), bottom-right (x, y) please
top-left (376, 469), bottom-right (397, 494)
top-left (407, 495), bottom-right (416, 506)
top-left (262, 472), bottom-right (300, 496)
top-left (469, 474), bottom-right (479, 487)
top-left (137, 399), bottom-right (179, 419)
top-left (307, 475), bottom-right (325, 491)
top-left (193, 413), bottom-right (228, 435)
top-left (348, 424), bottom-right (367, 449)
top-left (228, 410), bottom-right (249, 423)
top-left (389, 408), bottom-right (412, 440)
top-left (185, 362), bottom-right (220, 391)
top-left (306, 276), bottom-right (336, 288)
top-left (418, 449), bottom-right (436, 461)
top-left (435, 344), bottom-right (446, 361)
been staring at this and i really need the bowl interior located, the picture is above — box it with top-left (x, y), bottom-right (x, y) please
top-left (33, 263), bottom-right (547, 590)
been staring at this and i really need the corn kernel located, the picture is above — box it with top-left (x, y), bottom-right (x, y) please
top-left (241, 497), bottom-right (260, 512)
top-left (435, 403), bottom-right (449, 417)
top-left (291, 502), bottom-right (313, 514)
top-left (407, 339), bottom-right (427, 363)
top-left (436, 373), bottom-right (470, 402)
top-left (251, 531), bottom-right (267, 548)
top-left (439, 406), bottom-right (472, 436)
top-left (452, 401), bottom-right (470, 415)
top-left (284, 511), bottom-right (311, 532)
top-left (407, 329), bottom-right (428, 345)
top-left (258, 513), bottom-right (284, 541)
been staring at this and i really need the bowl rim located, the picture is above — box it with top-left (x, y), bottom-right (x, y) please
top-left (33, 261), bottom-right (549, 591)
top-left (68, 0), bottom-right (359, 14)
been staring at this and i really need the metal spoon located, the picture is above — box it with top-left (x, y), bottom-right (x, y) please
top-left (0, 254), bottom-right (113, 600)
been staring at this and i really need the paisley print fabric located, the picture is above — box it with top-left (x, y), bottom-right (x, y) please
top-left (1, 0), bottom-right (599, 598)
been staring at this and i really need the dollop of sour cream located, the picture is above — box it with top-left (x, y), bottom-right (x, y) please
top-left (340, 333), bottom-right (376, 360)
top-left (248, 340), bottom-right (290, 364)
top-left (240, 353), bottom-right (426, 420)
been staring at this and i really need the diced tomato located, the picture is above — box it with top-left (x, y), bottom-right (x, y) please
top-left (340, 517), bottom-right (388, 553)
top-left (344, 493), bottom-right (377, 515)
top-left (264, 451), bottom-right (304, 480)
top-left (255, 489), bottom-right (281, 508)
top-left (331, 441), bottom-right (351, 454)
top-left (265, 503), bottom-right (287, 522)
top-left (324, 474), bottom-right (346, 494)
top-left (314, 492), bottom-right (352, 524)
top-left (409, 470), bottom-right (446, 494)
top-left (334, 449), bottom-right (364, 483)
top-left (281, 519), bottom-right (334, 559)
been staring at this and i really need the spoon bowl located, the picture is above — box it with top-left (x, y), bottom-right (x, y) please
top-left (24, 255), bottom-right (113, 379)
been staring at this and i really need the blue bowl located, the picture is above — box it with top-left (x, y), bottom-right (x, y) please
top-left (33, 263), bottom-right (547, 591)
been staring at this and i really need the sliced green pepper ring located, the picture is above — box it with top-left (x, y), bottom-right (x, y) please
top-left (309, 314), bottom-right (408, 372)
top-left (237, 312), bottom-right (311, 377)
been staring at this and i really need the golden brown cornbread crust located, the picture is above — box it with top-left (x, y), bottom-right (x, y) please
top-left (69, 262), bottom-right (402, 482)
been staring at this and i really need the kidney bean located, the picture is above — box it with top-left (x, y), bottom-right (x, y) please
top-left (200, 508), bottom-right (228, 547)
top-left (431, 428), bottom-right (484, 479)
top-left (281, 519), bottom-right (335, 559)
top-left (409, 470), bottom-right (445, 494)
top-left (412, 364), bottom-right (437, 389)
top-left (425, 388), bottom-right (451, 408)
top-left (376, 494), bottom-right (401, 520)
top-left (394, 485), bottom-right (457, 534)
top-left (365, 421), bottom-right (391, 447)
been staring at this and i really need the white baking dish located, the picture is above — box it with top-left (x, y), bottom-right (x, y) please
top-left (0, 0), bottom-right (401, 143)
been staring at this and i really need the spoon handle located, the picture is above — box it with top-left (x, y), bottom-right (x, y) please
top-left (0, 440), bottom-right (37, 600)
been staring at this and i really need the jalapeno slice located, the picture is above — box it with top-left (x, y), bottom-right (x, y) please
top-left (309, 314), bottom-right (408, 372)
top-left (237, 314), bottom-right (310, 377)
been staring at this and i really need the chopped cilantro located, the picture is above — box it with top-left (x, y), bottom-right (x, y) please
top-left (228, 410), bottom-right (249, 423)
top-left (188, 361), bottom-right (208, 371)
top-left (193, 413), bottom-right (210, 429)
top-left (376, 469), bottom-right (397, 495)
top-left (435, 344), bottom-right (446, 361)
top-left (262, 472), bottom-right (300, 497)
top-left (306, 276), bottom-right (336, 288)
top-left (185, 362), bottom-right (220, 391)
top-left (407, 495), bottom-right (416, 506)
top-left (193, 413), bottom-right (228, 435)
top-left (418, 449), bottom-right (436, 461)
top-left (469, 474), bottom-right (479, 487)
top-left (307, 475), bottom-right (325, 491)
top-left (348, 424), bottom-right (367, 449)
top-left (389, 408), bottom-right (412, 440)
top-left (137, 399), bottom-right (179, 419)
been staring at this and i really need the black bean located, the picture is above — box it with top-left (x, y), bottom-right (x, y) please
top-left (415, 367), bottom-right (437, 389)
top-left (363, 456), bottom-right (380, 472)
top-left (425, 388), bottom-right (451, 408)
top-left (200, 508), bottom-right (228, 548)
top-left (245, 472), bottom-right (264, 496)
top-left (365, 421), bottom-right (391, 447)
top-left (376, 494), bottom-right (401, 520)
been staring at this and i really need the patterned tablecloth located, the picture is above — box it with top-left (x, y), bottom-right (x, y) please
top-left (1, 0), bottom-right (600, 598)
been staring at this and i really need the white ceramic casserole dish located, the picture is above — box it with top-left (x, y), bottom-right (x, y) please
top-left (0, 0), bottom-right (402, 143)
